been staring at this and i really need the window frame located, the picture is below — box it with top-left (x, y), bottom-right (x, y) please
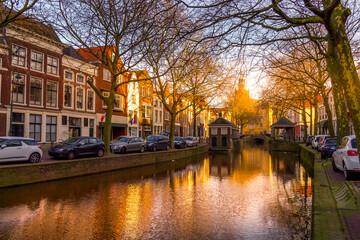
top-left (76, 86), bottom-right (85, 110)
top-left (102, 92), bottom-right (110, 108)
top-left (30, 50), bottom-right (44, 72)
top-left (47, 56), bottom-right (59, 76)
top-left (63, 84), bottom-right (73, 109)
top-left (103, 69), bottom-right (111, 82)
top-left (46, 80), bottom-right (58, 108)
top-left (29, 77), bottom-right (43, 106)
top-left (87, 90), bottom-right (95, 111)
top-left (76, 73), bottom-right (85, 84)
top-left (114, 94), bottom-right (122, 111)
top-left (29, 114), bottom-right (42, 142)
top-left (11, 44), bottom-right (27, 68)
top-left (64, 70), bottom-right (74, 82)
top-left (46, 115), bottom-right (57, 142)
top-left (11, 72), bottom-right (26, 104)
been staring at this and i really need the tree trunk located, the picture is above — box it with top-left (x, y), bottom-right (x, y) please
top-left (302, 104), bottom-right (308, 141)
top-left (326, 3), bottom-right (358, 144)
top-left (320, 88), bottom-right (335, 138)
top-left (325, 55), bottom-right (350, 144)
top-left (313, 94), bottom-right (318, 136)
top-left (103, 102), bottom-right (114, 152)
top-left (193, 106), bottom-right (197, 137)
top-left (169, 112), bottom-right (176, 149)
top-left (310, 103), bottom-right (313, 137)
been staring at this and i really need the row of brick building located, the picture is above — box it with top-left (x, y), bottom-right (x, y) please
top-left (0, 18), bottom-right (211, 148)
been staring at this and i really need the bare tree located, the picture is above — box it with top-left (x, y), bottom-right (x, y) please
top-left (0, 0), bottom-right (39, 27)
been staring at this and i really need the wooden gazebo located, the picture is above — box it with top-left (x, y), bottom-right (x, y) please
top-left (270, 117), bottom-right (295, 139)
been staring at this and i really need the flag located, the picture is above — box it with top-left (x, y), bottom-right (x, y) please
top-left (101, 113), bottom-right (106, 123)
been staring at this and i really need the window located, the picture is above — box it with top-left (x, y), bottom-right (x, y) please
top-left (46, 116), bottom-right (57, 142)
top-left (64, 85), bottom-right (73, 108)
top-left (89, 119), bottom-right (94, 137)
top-left (30, 51), bottom-right (44, 71)
top-left (141, 87), bottom-right (145, 97)
top-left (103, 69), bottom-right (111, 81)
top-left (103, 92), bottom-right (109, 107)
top-left (46, 81), bottom-right (57, 107)
top-left (47, 56), bottom-right (58, 75)
top-left (30, 77), bottom-right (42, 106)
top-left (159, 102), bottom-right (162, 107)
top-left (62, 116), bottom-right (67, 125)
top-left (147, 88), bottom-right (151, 99)
top-left (154, 100), bottom-right (158, 107)
top-left (84, 118), bottom-right (88, 127)
top-left (89, 137), bottom-right (98, 144)
top-left (12, 73), bottom-right (25, 103)
top-left (146, 106), bottom-right (152, 118)
top-left (155, 110), bottom-right (158, 122)
top-left (76, 88), bottom-right (84, 109)
top-left (12, 45), bottom-right (26, 67)
top-left (165, 112), bottom-right (170, 121)
top-left (116, 75), bottom-right (123, 84)
top-left (77, 74), bottom-right (84, 83)
top-left (64, 70), bottom-right (73, 81)
top-left (159, 111), bottom-right (162, 122)
top-left (11, 113), bottom-right (24, 137)
top-left (114, 94), bottom-right (122, 110)
top-left (29, 114), bottom-right (42, 142)
top-left (87, 90), bottom-right (94, 111)
top-left (141, 105), bottom-right (146, 118)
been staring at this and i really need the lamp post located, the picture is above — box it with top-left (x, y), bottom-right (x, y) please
top-left (8, 70), bottom-right (23, 136)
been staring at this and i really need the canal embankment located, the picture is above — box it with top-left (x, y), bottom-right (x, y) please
top-left (299, 144), bottom-right (360, 240)
top-left (0, 144), bottom-right (209, 188)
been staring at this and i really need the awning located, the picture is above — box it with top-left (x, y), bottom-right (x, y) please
top-left (99, 123), bottom-right (128, 128)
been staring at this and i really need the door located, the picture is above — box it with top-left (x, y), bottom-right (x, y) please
top-left (127, 138), bottom-right (137, 152)
top-left (0, 139), bottom-right (24, 161)
top-left (88, 138), bottom-right (99, 154)
top-left (76, 138), bottom-right (90, 156)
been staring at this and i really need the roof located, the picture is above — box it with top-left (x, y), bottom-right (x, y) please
top-left (270, 117), bottom-right (295, 128)
top-left (77, 47), bottom-right (105, 62)
top-left (13, 18), bottom-right (61, 42)
top-left (63, 46), bottom-right (87, 62)
top-left (209, 117), bottom-right (238, 129)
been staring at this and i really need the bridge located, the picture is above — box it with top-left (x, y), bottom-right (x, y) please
top-left (243, 134), bottom-right (267, 144)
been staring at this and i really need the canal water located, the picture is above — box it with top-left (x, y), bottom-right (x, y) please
top-left (0, 143), bottom-right (312, 240)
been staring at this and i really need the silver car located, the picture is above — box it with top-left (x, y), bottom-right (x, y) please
top-left (0, 137), bottom-right (43, 163)
top-left (185, 136), bottom-right (199, 147)
top-left (332, 135), bottom-right (359, 180)
top-left (110, 136), bottom-right (146, 153)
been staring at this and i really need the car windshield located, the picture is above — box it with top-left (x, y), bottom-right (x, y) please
top-left (63, 138), bottom-right (79, 145)
top-left (118, 138), bottom-right (130, 142)
top-left (113, 136), bottom-right (125, 142)
top-left (147, 136), bottom-right (157, 141)
top-left (174, 137), bottom-right (182, 141)
top-left (351, 139), bottom-right (357, 149)
top-left (326, 139), bottom-right (337, 144)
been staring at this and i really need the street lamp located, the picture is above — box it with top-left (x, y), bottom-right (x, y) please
top-left (8, 70), bottom-right (23, 136)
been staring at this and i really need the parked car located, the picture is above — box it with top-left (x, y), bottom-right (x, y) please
top-left (110, 136), bottom-right (145, 153)
top-left (160, 131), bottom-right (170, 137)
top-left (146, 135), bottom-right (170, 151)
top-left (332, 135), bottom-right (359, 180)
top-left (185, 136), bottom-right (199, 147)
top-left (320, 138), bottom-right (337, 159)
top-left (174, 137), bottom-right (186, 149)
top-left (312, 135), bottom-right (328, 150)
top-left (317, 135), bottom-right (330, 151)
top-left (49, 137), bottom-right (105, 160)
top-left (0, 137), bottom-right (42, 163)
top-left (306, 136), bottom-right (314, 146)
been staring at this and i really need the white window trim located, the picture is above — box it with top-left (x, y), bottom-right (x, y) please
top-left (76, 73), bottom-right (86, 85)
top-left (114, 94), bottom-right (123, 111)
top-left (64, 69), bottom-right (74, 82)
top-left (46, 80), bottom-right (59, 109)
top-left (29, 76), bottom-right (44, 107)
top-left (63, 83), bottom-right (74, 109)
top-left (116, 74), bottom-right (123, 85)
top-left (11, 72), bottom-right (27, 106)
top-left (30, 50), bottom-right (44, 73)
top-left (47, 55), bottom-right (60, 77)
top-left (87, 89), bottom-right (95, 112)
top-left (11, 44), bottom-right (27, 70)
top-left (102, 91), bottom-right (110, 109)
top-left (75, 86), bottom-right (85, 111)
top-left (103, 69), bottom-right (111, 82)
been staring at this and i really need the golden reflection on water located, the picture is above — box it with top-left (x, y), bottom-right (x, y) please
top-left (0, 144), bottom-right (311, 239)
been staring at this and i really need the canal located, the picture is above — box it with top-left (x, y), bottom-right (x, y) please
top-left (0, 143), bottom-right (312, 239)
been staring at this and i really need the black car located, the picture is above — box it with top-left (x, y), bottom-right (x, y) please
top-left (49, 137), bottom-right (105, 160)
top-left (174, 137), bottom-right (186, 149)
top-left (306, 136), bottom-right (314, 147)
top-left (320, 138), bottom-right (337, 159)
top-left (146, 135), bottom-right (170, 151)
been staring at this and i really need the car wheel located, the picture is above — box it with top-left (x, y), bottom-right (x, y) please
top-left (344, 163), bottom-right (352, 181)
top-left (153, 146), bottom-right (157, 152)
top-left (29, 152), bottom-right (40, 163)
top-left (120, 147), bottom-right (126, 154)
top-left (97, 148), bottom-right (104, 157)
top-left (67, 151), bottom-right (75, 160)
top-left (166, 145), bottom-right (170, 150)
top-left (140, 146), bottom-right (145, 153)
top-left (332, 158), bottom-right (340, 172)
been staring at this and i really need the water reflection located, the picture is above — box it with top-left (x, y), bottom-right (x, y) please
top-left (0, 144), bottom-right (311, 239)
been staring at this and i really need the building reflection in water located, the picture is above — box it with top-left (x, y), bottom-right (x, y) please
top-left (0, 144), bottom-right (311, 239)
